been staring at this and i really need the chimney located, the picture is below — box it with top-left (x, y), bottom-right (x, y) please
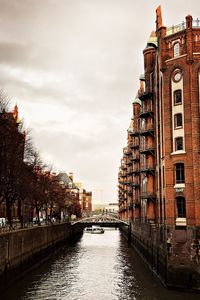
top-left (156, 5), bottom-right (163, 30)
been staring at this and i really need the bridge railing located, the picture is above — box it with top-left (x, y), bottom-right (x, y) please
top-left (71, 215), bottom-right (128, 226)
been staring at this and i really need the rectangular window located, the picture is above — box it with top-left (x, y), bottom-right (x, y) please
top-left (175, 137), bottom-right (183, 151)
top-left (174, 90), bottom-right (182, 105)
top-left (176, 163), bottom-right (185, 183)
top-left (177, 197), bottom-right (186, 217)
top-left (174, 113), bottom-right (182, 128)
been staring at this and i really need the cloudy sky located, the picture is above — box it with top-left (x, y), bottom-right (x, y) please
top-left (0, 0), bottom-right (200, 204)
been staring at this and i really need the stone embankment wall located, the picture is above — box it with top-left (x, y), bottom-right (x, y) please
top-left (121, 225), bottom-right (200, 291)
top-left (0, 222), bottom-right (82, 291)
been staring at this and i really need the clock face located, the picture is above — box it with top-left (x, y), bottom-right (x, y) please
top-left (173, 71), bottom-right (182, 82)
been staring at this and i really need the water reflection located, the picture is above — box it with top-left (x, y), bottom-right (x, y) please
top-left (2, 229), bottom-right (198, 300)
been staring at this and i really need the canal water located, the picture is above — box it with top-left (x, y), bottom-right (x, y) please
top-left (2, 229), bottom-right (198, 300)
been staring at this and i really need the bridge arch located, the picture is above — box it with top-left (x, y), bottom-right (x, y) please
top-left (72, 214), bottom-right (128, 227)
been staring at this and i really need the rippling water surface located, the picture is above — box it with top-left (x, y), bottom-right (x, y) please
top-left (2, 229), bottom-right (198, 300)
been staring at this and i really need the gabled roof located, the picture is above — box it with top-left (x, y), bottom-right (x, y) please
top-left (57, 172), bottom-right (79, 190)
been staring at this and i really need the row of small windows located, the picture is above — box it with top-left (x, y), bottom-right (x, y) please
top-left (163, 162), bottom-right (186, 217)
top-left (175, 163), bottom-right (186, 218)
top-left (173, 90), bottom-right (183, 152)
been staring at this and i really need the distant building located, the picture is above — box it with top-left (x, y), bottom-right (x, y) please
top-left (92, 203), bottom-right (106, 212)
top-left (75, 182), bottom-right (92, 215)
top-left (104, 203), bottom-right (118, 214)
top-left (56, 172), bottom-right (81, 218)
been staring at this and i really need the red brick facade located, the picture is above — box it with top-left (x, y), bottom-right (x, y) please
top-left (119, 7), bottom-right (200, 289)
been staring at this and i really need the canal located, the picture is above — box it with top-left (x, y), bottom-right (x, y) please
top-left (2, 229), bottom-right (198, 300)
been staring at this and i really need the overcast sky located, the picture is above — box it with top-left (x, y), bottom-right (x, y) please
top-left (0, 0), bottom-right (200, 204)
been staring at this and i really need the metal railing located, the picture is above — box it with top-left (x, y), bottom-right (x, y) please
top-left (0, 219), bottom-right (69, 234)
top-left (166, 19), bottom-right (200, 36)
top-left (140, 163), bottom-right (156, 172)
top-left (166, 22), bottom-right (186, 36)
top-left (140, 142), bottom-right (155, 152)
top-left (193, 18), bottom-right (200, 28)
top-left (130, 141), bottom-right (140, 149)
top-left (140, 125), bottom-right (155, 134)
top-left (139, 107), bottom-right (153, 116)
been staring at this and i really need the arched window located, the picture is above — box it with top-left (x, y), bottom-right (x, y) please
top-left (174, 42), bottom-right (180, 57)
top-left (176, 197), bottom-right (186, 217)
top-left (175, 163), bottom-right (185, 183)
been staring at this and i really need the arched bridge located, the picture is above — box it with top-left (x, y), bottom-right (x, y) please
top-left (72, 214), bottom-right (128, 228)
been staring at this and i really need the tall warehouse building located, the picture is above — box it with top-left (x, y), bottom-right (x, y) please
top-left (118, 7), bottom-right (200, 289)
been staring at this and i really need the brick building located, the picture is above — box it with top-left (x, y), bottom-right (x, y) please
top-left (0, 105), bottom-right (26, 222)
top-left (75, 182), bottom-right (92, 216)
top-left (56, 172), bottom-right (81, 219)
top-left (119, 7), bottom-right (200, 289)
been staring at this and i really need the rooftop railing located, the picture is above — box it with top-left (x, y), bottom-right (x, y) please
top-left (193, 18), bottom-right (200, 28)
top-left (166, 19), bottom-right (200, 36)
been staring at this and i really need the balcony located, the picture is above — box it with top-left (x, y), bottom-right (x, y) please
top-left (139, 108), bottom-right (154, 119)
top-left (130, 141), bottom-right (139, 149)
top-left (133, 198), bottom-right (140, 206)
top-left (124, 149), bottom-right (132, 156)
top-left (139, 91), bottom-right (153, 101)
top-left (118, 180), bottom-right (124, 184)
top-left (141, 192), bottom-right (157, 204)
top-left (140, 143), bottom-right (155, 155)
top-left (127, 167), bottom-right (133, 175)
top-left (126, 159), bottom-right (132, 166)
top-left (123, 181), bottom-right (129, 186)
top-left (140, 125), bottom-right (155, 136)
top-left (128, 190), bottom-right (133, 196)
top-left (127, 178), bottom-right (133, 185)
top-left (121, 164), bottom-right (126, 170)
top-left (121, 173), bottom-right (127, 178)
top-left (131, 154), bottom-right (139, 162)
top-left (129, 204), bottom-right (134, 209)
top-left (129, 129), bottom-right (139, 137)
top-left (132, 167), bottom-right (140, 175)
top-left (132, 182), bottom-right (140, 189)
top-left (140, 164), bottom-right (156, 175)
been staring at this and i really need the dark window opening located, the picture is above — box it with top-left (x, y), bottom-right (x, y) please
top-left (175, 163), bottom-right (185, 183)
top-left (174, 90), bottom-right (182, 105)
top-left (175, 137), bottom-right (183, 151)
top-left (176, 197), bottom-right (186, 218)
top-left (175, 113), bottom-right (183, 128)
